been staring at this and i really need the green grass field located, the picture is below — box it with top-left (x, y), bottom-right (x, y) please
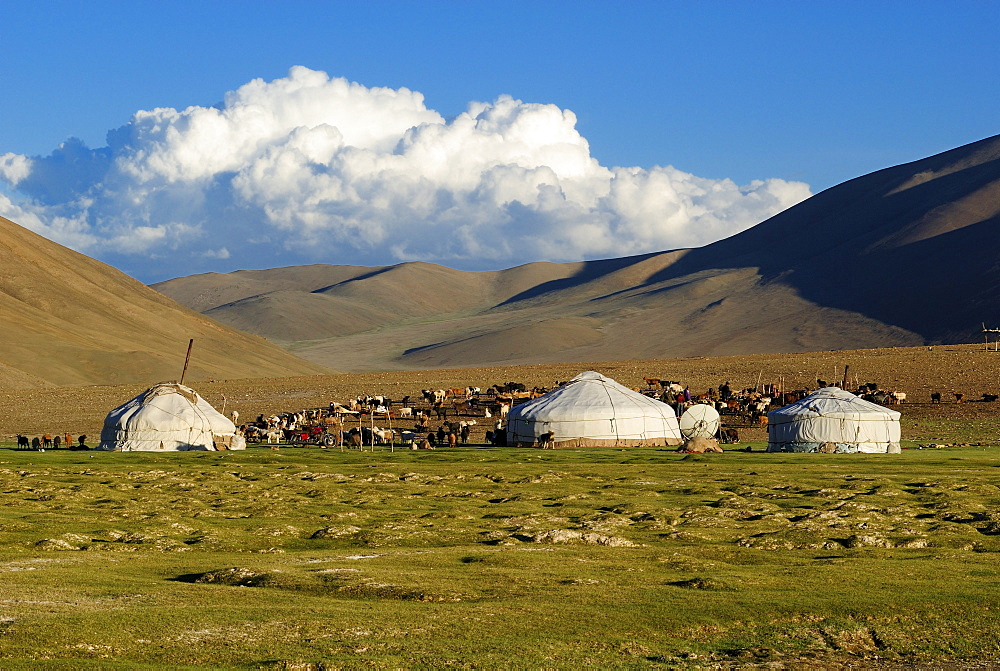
top-left (1, 442), bottom-right (999, 668)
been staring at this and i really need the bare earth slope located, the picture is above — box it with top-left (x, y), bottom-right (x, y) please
top-left (154, 135), bottom-right (1000, 372)
top-left (0, 216), bottom-right (328, 388)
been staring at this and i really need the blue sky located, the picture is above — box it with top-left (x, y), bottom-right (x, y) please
top-left (1, 1), bottom-right (997, 282)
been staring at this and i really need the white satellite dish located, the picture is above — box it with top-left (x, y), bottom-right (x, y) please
top-left (679, 404), bottom-right (721, 440)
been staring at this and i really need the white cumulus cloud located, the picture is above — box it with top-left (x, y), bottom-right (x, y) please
top-left (0, 66), bottom-right (811, 282)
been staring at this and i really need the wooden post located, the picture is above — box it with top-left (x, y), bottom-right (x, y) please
top-left (388, 411), bottom-right (394, 453)
top-left (842, 364), bottom-right (850, 389)
top-left (179, 339), bottom-right (194, 385)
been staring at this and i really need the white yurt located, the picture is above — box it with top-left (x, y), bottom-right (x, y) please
top-left (767, 387), bottom-right (901, 453)
top-left (97, 382), bottom-right (246, 452)
top-left (506, 371), bottom-right (683, 447)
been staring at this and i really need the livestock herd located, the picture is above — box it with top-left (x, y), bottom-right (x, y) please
top-left (14, 433), bottom-right (89, 451)
top-left (237, 382), bottom-right (548, 450)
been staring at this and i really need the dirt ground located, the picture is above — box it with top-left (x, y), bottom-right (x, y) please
top-left (3, 342), bottom-right (999, 447)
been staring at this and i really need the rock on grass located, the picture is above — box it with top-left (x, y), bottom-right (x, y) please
top-left (525, 529), bottom-right (640, 547)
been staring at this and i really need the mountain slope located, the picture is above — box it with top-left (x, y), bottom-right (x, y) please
top-left (153, 134), bottom-right (1000, 370)
top-left (0, 216), bottom-right (328, 387)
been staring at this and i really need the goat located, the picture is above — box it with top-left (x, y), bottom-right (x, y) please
top-left (538, 431), bottom-right (555, 449)
top-left (719, 428), bottom-right (739, 444)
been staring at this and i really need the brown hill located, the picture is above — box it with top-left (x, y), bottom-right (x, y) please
top-left (153, 134), bottom-right (1000, 371)
top-left (0, 216), bottom-right (328, 388)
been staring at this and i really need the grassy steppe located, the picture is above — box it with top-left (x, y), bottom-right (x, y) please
top-left (1, 444), bottom-right (999, 668)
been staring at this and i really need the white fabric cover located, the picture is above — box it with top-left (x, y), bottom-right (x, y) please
top-left (98, 383), bottom-right (245, 452)
top-left (767, 387), bottom-right (901, 453)
top-left (506, 371), bottom-right (682, 447)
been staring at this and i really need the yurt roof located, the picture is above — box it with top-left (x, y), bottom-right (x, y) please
top-left (769, 387), bottom-right (901, 421)
top-left (511, 371), bottom-right (675, 421)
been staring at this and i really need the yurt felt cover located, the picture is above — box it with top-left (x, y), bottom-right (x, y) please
top-left (506, 371), bottom-right (682, 447)
top-left (97, 382), bottom-right (244, 451)
top-left (767, 387), bottom-right (901, 453)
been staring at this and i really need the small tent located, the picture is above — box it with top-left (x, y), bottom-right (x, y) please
top-left (97, 382), bottom-right (245, 452)
top-left (767, 387), bottom-right (901, 453)
top-left (506, 371), bottom-right (683, 447)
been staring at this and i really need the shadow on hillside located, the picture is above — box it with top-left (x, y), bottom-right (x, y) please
top-left (496, 252), bottom-right (664, 307)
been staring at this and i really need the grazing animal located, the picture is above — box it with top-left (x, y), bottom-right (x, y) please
top-left (643, 377), bottom-right (661, 389)
top-left (53, 435), bottom-right (61, 449)
top-left (397, 407), bottom-right (413, 418)
top-left (452, 400), bottom-right (472, 415)
top-left (498, 402), bottom-right (511, 419)
top-left (720, 428), bottom-right (740, 444)
top-left (41, 434), bottom-right (52, 448)
top-left (447, 432), bottom-right (457, 448)
top-left (16, 435), bottom-right (28, 449)
top-left (538, 431), bottom-right (555, 449)
top-left (31, 437), bottom-right (41, 450)
top-left (930, 392), bottom-right (942, 403)
top-left (982, 394), bottom-right (999, 403)
top-left (954, 392), bottom-right (965, 403)
top-left (460, 424), bottom-right (471, 444)
top-left (231, 410), bottom-right (239, 424)
top-left (678, 437), bottom-right (723, 453)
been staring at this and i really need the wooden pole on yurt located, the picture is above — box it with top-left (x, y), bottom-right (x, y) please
top-left (842, 365), bottom-right (850, 389)
top-left (179, 339), bottom-right (194, 385)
